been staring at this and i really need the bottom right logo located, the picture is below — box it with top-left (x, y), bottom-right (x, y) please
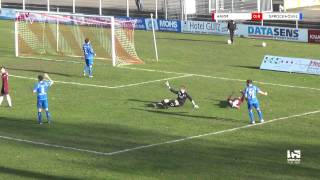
top-left (287, 150), bottom-right (301, 164)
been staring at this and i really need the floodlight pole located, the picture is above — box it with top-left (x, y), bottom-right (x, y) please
top-left (126, 0), bottom-right (129, 17)
top-left (23, 0), bottom-right (25, 10)
top-left (0, 0), bottom-right (2, 9)
top-left (155, 0), bottom-right (158, 19)
top-left (257, 0), bottom-right (260, 12)
top-left (47, 0), bottom-right (50, 12)
top-left (73, 0), bottom-right (75, 13)
top-left (164, 0), bottom-right (168, 19)
top-left (231, 0), bottom-right (234, 12)
top-left (99, 0), bottom-right (102, 15)
top-left (216, 0), bottom-right (219, 13)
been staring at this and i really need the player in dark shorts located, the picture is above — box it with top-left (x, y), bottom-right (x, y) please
top-left (0, 66), bottom-right (12, 107)
top-left (153, 81), bottom-right (199, 109)
top-left (227, 20), bottom-right (237, 44)
top-left (227, 91), bottom-right (245, 109)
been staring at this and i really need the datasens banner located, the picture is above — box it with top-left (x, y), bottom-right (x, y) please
top-left (260, 55), bottom-right (320, 75)
top-left (308, 29), bottom-right (320, 43)
top-left (181, 20), bottom-right (229, 35)
top-left (240, 25), bottom-right (308, 42)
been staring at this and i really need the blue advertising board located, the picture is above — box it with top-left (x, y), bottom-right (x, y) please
top-left (0, 8), bottom-right (16, 20)
top-left (260, 55), bottom-right (320, 75)
top-left (145, 18), bottom-right (181, 32)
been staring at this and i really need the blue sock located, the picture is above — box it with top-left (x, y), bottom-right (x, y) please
top-left (257, 110), bottom-right (263, 121)
top-left (46, 111), bottom-right (51, 122)
top-left (37, 112), bottom-right (42, 123)
top-left (248, 110), bottom-right (254, 122)
top-left (89, 66), bottom-right (93, 76)
top-left (83, 65), bottom-right (88, 75)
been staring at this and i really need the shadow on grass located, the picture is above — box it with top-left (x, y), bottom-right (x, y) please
top-left (132, 108), bottom-right (238, 122)
top-left (213, 99), bottom-right (230, 109)
top-left (0, 116), bottom-right (183, 153)
top-left (7, 67), bottom-right (77, 78)
top-left (0, 116), bottom-right (319, 179)
top-left (0, 166), bottom-right (79, 180)
top-left (128, 98), bottom-right (161, 108)
top-left (230, 65), bottom-right (260, 70)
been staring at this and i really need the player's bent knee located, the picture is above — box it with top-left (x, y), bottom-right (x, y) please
top-left (163, 99), bottom-right (169, 103)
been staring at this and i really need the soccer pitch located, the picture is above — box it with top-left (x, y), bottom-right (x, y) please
top-left (0, 19), bottom-right (320, 179)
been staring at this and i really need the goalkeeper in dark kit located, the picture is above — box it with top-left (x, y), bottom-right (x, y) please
top-left (153, 81), bottom-right (199, 109)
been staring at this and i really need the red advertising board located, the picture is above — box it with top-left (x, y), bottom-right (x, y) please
top-left (308, 29), bottom-right (320, 44)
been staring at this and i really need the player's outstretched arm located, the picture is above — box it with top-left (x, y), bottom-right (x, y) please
top-left (187, 94), bottom-right (199, 109)
top-left (165, 81), bottom-right (178, 94)
top-left (44, 73), bottom-right (54, 86)
top-left (165, 81), bottom-right (170, 89)
top-left (258, 90), bottom-right (268, 96)
top-left (192, 100), bottom-right (199, 109)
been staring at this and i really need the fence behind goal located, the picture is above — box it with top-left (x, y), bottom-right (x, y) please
top-left (15, 11), bottom-right (143, 66)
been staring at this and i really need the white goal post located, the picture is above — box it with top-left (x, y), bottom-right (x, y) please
top-left (15, 10), bottom-right (143, 66)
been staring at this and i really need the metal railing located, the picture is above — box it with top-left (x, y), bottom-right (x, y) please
top-left (0, 0), bottom-right (214, 20)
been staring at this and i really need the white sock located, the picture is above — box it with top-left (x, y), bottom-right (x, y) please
top-left (0, 96), bottom-right (3, 106)
top-left (6, 95), bottom-right (12, 107)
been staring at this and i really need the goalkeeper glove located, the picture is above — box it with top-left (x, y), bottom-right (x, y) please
top-left (192, 100), bottom-right (199, 109)
top-left (165, 81), bottom-right (171, 89)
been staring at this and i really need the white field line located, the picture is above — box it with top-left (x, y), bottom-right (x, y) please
top-left (10, 74), bottom-right (192, 89)
top-left (19, 56), bottom-right (83, 64)
top-left (122, 67), bottom-right (320, 91)
top-left (110, 74), bottom-right (193, 88)
top-left (106, 109), bottom-right (320, 155)
top-left (13, 56), bottom-right (320, 91)
top-left (0, 110), bottom-right (319, 156)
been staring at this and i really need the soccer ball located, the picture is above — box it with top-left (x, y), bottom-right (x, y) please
top-left (227, 40), bottom-right (232, 45)
top-left (262, 42), bottom-right (267, 47)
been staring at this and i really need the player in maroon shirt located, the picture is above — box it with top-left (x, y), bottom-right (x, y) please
top-left (0, 66), bottom-right (12, 107)
top-left (227, 91), bottom-right (245, 109)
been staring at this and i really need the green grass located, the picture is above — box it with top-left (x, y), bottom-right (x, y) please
top-left (0, 19), bottom-right (320, 179)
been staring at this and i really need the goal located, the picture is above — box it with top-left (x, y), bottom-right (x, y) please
top-left (15, 10), bottom-right (143, 66)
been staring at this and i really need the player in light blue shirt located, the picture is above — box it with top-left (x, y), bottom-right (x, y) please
top-left (33, 73), bottom-right (54, 124)
top-left (244, 80), bottom-right (268, 124)
top-left (82, 38), bottom-right (96, 78)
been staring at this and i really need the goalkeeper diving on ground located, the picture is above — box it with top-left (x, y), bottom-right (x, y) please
top-left (152, 81), bottom-right (199, 109)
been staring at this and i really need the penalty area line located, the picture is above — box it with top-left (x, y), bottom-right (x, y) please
top-left (9, 74), bottom-right (192, 89)
top-left (106, 109), bottom-right (320, 155)
top-left (12, 56), bottom-right (320, 92)
top-left (122, 67), bottom-right (320, 92)
top-left (0, 110), bottom-right (319, 156)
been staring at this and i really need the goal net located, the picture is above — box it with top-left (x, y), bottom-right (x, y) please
top-left (15, 11), bottom-right (143, 66)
